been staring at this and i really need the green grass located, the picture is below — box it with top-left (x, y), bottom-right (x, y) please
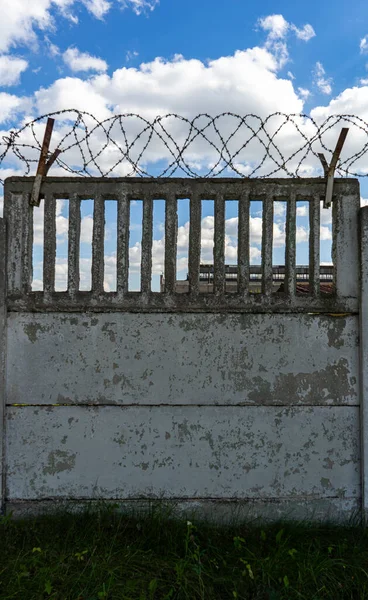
top-left (1, 502), bottom-right (368, 599)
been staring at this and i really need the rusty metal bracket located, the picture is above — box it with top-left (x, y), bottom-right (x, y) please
top-left (318, 128), bottom-right (349, 209)
top-left (30, 118), bottom-right (61, 207)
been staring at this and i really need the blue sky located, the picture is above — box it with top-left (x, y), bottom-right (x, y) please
top-left (1, 0), bottom-right (368, 290)
top-left (11, 0), bottom-right (368, 100)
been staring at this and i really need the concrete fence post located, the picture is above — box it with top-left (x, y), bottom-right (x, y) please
top-left (360, 206), bottom-right (368, 524)
top-left (0, 218), bottom-right (6, 514)
top-left (333, 183), bottom-right (360, 300)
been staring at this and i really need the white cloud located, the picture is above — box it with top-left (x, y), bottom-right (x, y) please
top-left (360, 36), bottom-right (368, 54)
top-left (258, 15), bottom-right (289, 68)
top-left (126, 50), bottom-right (139, 62)
top-left (0, 0), bottom-right (157, 53)
top-left (361, 78), bottom-right (368, 85)
top-left (80, 215), bottom-right (94, 243)
top-left (45, 37), bottom-right (60, 57)
top-left (0, 92), bottom-right (30, 123)
top-left (296, 205), bottom-right (308, 217)
top-left (321, 208), bottom-right (332, 225)
top-left (287, 71), bottom-right (295, 80)
top-left (291, 23), bottom-right (316, 42)
top-left (258, 14), bottom-right (289, 40)
top-left (258, 14), bottom-right (315, 70)
top-left (314, 61), bottom-right (332, 95)
top-left (20, 45), bottom-right (310, 180)
top-left (119, 0), bottom-right (159, 15)
top-left (296, 226), bottom-right (309, 243)
top-left (298, 87), bottom-right (311, 100)
top-left (308, 88), bottom-right (368, 177)
top-left (258, 14), bottom-right (315, 43)
top-left (81, 0), bottom-right (111, 19)
top-left (311, 86), bottom-right (368, 120)
top-left (361, 198), bottom-right (368, 207)
top-left (63, 47), bottom-right (108, 72)
top-left (0, 55), bottom-right (28, 86)
top-left (320, 225), bottom-right (332, 241)
top-left (0, 43), bottom-right (315, 181)
top-left (34, 48), bottom-right (303, 118)
top-left (273, 202), bottom-right (286, 217)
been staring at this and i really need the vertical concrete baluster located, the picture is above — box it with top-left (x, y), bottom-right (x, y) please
top-left (262, 195), bottom-right (273, 296)
top-left (141, 196), bottom-right (153, 296)
top-left (4, 189), bottom-right (32, 297)
top-left (68, 193), bottom-right (81, 297)
top-left (164, 194), bottom-right (177, 294)
top-left (309, 194), bottom-right (321, 298)
top-left (92, 195), bottom-right (105, 294)
top-left (188, 193), bottom-right (201, 296)
top-left (117, 191), bottom-right (130, 298)
top-left (285, 191), bottom-right (296, 298)
top-left (214, 195), bottom-right (225, 296)
top-left (22, 193), bottom-right (33, 294)
top-left (43, 192), bottom-right (56, 295)
top-left (238, 191), bottom-right (250, 298)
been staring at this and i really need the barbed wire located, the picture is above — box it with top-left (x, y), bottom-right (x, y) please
top-left (1, 110), bottom-right (368, 186)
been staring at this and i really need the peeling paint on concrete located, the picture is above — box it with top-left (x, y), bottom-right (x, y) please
top-left (1, 177), bottom-right (363, 522)
top-left (5, 405), bottom-right (360, 501)
top-left (43, 450), bottom-right (76, 476)
top-left (6, 313), bottom-right (360, 406)
top-left (23, 322), bottom-right (49, 343)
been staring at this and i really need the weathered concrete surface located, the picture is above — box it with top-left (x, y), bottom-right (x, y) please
top-left (0, 220), bottom-right (5, 511)
top-left (2, 177), bottom-right (363, 522)
top-left (360, 207), bottom-right (368, 522)
top-left (5, 498), bottom-right (361, 524)
top-left (4, 177), bottom-right (360, 313)
top-left (6, 313), bottom-right (359, 406)
top-left (6, 406), bottom-right (360, 501)
top-left (333, 189), bottom-right (360, 300)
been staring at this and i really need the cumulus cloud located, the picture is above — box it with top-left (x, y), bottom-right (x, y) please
top-left (0, 55), bottom-right (28, 86)
top-left (0, 92), bottom-right (30, 123)
top-left (5, 18), bottom-right (368, 183)
top-left (0, 0), bottom-right (157, 53)
top-left (16, 47), bottom-right (312, 179)
top-left (34, 48), bottom-right (303, 117)
top-left (311, 86), bottom-right (368, 121)
top-left (360, 36), bottom-right (368, 54)
top-left (63, 47), bottom-right (108, 72)
top-left (314, 61), bottom-right (332, 95)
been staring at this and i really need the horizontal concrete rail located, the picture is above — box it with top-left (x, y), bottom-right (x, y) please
top-left (4, 177), bottom-right (360, 313)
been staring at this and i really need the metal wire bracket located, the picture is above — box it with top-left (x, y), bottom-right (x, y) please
top-left (30, 118), bottom-right (61, 207)
top-left (318, 128), bottom-right (349, 209)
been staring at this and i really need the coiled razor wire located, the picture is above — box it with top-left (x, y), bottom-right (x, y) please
top-left (1, 110), bottom-right (368, 186)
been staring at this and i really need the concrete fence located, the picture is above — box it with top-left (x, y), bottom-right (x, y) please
top-left (1, 175), bottom-right (367, 523)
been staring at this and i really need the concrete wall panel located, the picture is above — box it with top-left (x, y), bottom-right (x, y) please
top-left (6, 405), bottom-right (360, 501)
top-left (6, 313), bottom-right (359, 406)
